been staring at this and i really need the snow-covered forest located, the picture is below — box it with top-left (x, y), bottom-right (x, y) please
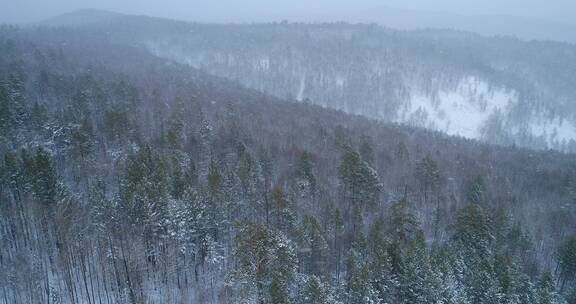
top-left (1, 10), bottom-right (576, 304)
top-left (38, 10), bottom-right (576, 152)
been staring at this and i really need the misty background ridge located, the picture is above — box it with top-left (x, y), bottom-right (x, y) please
top-left (2, 0), bottom-right (576, 43)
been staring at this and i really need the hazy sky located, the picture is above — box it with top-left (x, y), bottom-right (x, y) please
top-left (1, 0), bottom-right (576, 25)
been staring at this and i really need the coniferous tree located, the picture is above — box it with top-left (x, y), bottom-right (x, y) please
top-left (338, 146), bottom-right (382, 213)
top-left (6, 73), bottom-right (28, 130)
top-left (557, 235), bottom-right (576, 292)
top-left (451, 204), bottom-right (501, 304)
top-left (537, 272), bottom-right (566, 304)
top-left (395, 141), bottom-right (410, 162)
top-left (369, 219), bottom-right (398, 303)
top-left (465, 175), bottom-right (487, 205)
top-left (299, 215), bottom-right (328, 276)
top-left (119, 145), bottom-right (169, 240)
top-left (298, 275), bottom-right (334, 304)
top-left (231, 222), bottom-right (297, 303)
top-left (359, 136), bottom-right (375, 166)
top-left (70, 117), bottom-right (94, 160)
top-left (346, 233), bottom-right (378, 304)
top-left (271, 187), bottom-right (296, 235)
top-left (292, 151), bottom-right (318, 211)
top-left (270, 275), bottom-right (291, 304)
top-left (165, 100), bottom-right (185, 150)
top-left (415, 154), bottom-right (441, 202)
top-left (0, 85), bottom-right (11, 136)
top-left (29, 147), bottom-right (58, 206)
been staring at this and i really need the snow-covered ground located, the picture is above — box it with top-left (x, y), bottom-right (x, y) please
top-left (398, 77), bottom-right (514, 138)
top-left (397, 76), bottom-right (576, 149)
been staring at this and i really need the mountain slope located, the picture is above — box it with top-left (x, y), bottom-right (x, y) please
top-left (40, 9), bottom-right (124, 27)
top-left (279, 6), bottom-right (576, 43)
top-left (38, 10), bottom-right (576, 152)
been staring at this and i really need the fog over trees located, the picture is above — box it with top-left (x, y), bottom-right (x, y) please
top-left (0, 5), bottom-right (576, 304)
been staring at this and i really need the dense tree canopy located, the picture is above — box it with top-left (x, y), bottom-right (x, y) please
top-left (0, 22), bottom-right (574, 304)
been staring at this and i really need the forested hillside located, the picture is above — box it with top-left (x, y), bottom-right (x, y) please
top-left (39, 10), bottom-right (576, 152)
top-left (1, 24), bottom-right (576, 304)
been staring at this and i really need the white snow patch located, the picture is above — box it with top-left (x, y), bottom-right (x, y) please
top-left (526, 118), bottom-right (576, 145)
top-left (335, 75), bottom-right (346, 88)
top-left (297, 73), bottom-right (306, 101)
top-left (398, 76), bottom-right (515, 138)
top-left (255, 57), bottom-right (270, 71)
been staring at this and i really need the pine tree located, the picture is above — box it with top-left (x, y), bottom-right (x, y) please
top-left (537, 272), bottom-right (567, 304)
top-left (299, 215), bottom-right (328, 276)
top-left (0, 74), bottom-right (29, 138)
top-left (369, 220), bottom-right (398, 303)
top-left (270, 275), bottom-right (291, 304)
top-left (415, 154), bottom-right (441, 202)
top-left (388, 198), bottom-right (421, 247)
top-left (396, 242), bottom-right (443, 304)
top-left (346, 234), bottom-right (378, 304)
top-left (0, 84), bottom-right (11, 136)
top-left (494, 255), bottom-right (537, 304)
top-left (1, 152), bottom-right (21, 202)
top-left (88, 179), bottom-right (115, 232)
top-left (557, 235), bottom-right (576, 292)
top-left (165, 100), bottom-right (185, 150)
top-left (465, 175), bottom-right (487, 205)
top-left (103, 107), bottom-right (131, 142)
top-left (327, 207), bottom-right (345, 283)
top-left (119, 145), bottom-right (169, 240)
top-left (395, 141), bottom-right (410, 162)
top-left (6, 73), bottom-right (28, 129)
top-left (292, 151), bottom-right (318, 211)
top-left (451, 204), bottom-right (500, 304)
top-left (338, 146), bottom-right (382, 211)
top-left (232, 222), bottom-right (297, 303)
top-left (452, 204), bottom-right (493, 256)
top-left (204, 159), bottom-right (227, 246)
top-left (70, 117), bottom-right (94, 160)
top-left (385, 198), bottom-right (444, 304)
top-left (29, 147), bottom-right (58, 206)
top-left (30, 102), bottom-right (48, 130)
top-left (170, 156), bottom-right (186, 199)
top-left (198, 111), bottom-right (212, 179)
top-left (271, 187), bottom-right (296, 235)
top-left (238, 150), bottom-right (255, 197)
top-left (207, 159), bottom-right (223, 196)
top-left (359, 136), bottom-right (375, 166)
top-left (298, 275), bottom-right (334, 304)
